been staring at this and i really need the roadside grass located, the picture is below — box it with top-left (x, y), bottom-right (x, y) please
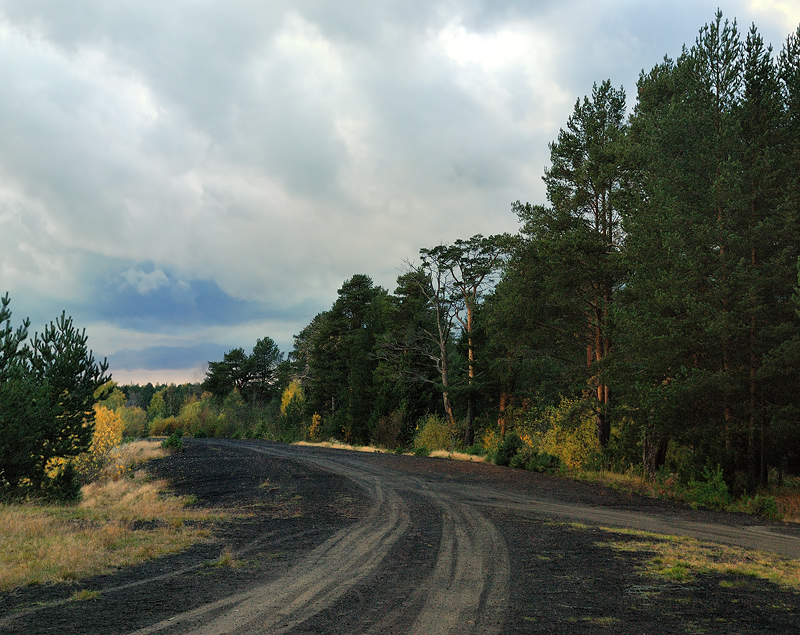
top-left (294, 439), bottom-right (800, 523)
top-left (295, 440), bottom-right (487, 463)
top-left (594, 526), bottom-right (800, 589)
top-left (294, 440), bottom-right (384, 453)
top-left (0, 440), bottom-right (223, 593)
top-left (428, 449), bottom-right (488, 463)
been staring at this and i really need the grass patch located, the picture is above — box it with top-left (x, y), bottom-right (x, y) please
top-left (0, 440), bottom-right (223, 593)
top-left (595, 526), bottom-right (800, 589)
top-left (428, 450), bottom-right (487, 463)
top-left (212, 546), bottom-right (243, 569)
top-left (70, 589), bottom-right (100, 601)
top-left (294, 440), bottom-right (385, 453)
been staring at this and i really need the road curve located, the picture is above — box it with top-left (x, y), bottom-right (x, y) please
top-left (133, 440), bottom-right (511, 634)
top-left (131, 439), bottom-right (800, 634)
top-left (4, 438), bottom-right (800, 634)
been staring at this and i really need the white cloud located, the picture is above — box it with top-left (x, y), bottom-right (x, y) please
top-left (120, 268), bottom-right (169, 295)
top-left (0, 0), bottom-right (797, 383)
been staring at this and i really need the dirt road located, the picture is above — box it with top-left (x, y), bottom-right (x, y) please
top-left (2, 439), bottom-right (800, 634)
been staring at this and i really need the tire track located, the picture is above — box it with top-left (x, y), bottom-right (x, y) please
top-left (131, 472), bottom-right (408, 634)
top-left (139, 440), bottom-right (512, 635)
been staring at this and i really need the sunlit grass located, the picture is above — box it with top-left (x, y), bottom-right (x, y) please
top-left (428, 449), bottom-right (487, 463)
top-left (295, 440), bottom-right (487, 462)
top-left (294, 440), bottom-right (385, 453)
top-left (0, 441), bottom-right (223, 592)
top-left (595, 526), bottom-right (800, 589)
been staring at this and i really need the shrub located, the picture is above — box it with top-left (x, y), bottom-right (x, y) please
top-left (413, 415), bottom-right (453, 453)
top-left (308, 413), bottom-right (322, 442)
top-left (161, 433), bottom-right (185, 453)
top-left (119, 406), bottom-right (148, 439)
top-left (149, 416), bottom-right (182, 437)
top-left (494, 433), bottom-right (524, 467)
top-left (479, 428), bottom-right (500, 456)
top-left (73, 406), bottom-right (126, 482)
top-left (734, 494), bottom-right (780, 520)
top-left (526, 451), bottom-right (562, 474)
top-left (41, 461), bottom-right (82, 502)
top-left (465, 443), bottom-right (484, 456)
top-left (686, 465), bottom-right (731, 510)
top-left (372, 411), bottom-right (404, 449)
top-left (535, 398), bottom-right (601, 470)
top-left (178, 395), bottom-right (223, 438)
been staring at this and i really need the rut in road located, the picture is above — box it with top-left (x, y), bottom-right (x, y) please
top-left (131, 441), bottom-right (511, 635)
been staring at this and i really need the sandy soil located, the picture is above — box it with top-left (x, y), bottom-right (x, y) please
top-left (2, 438), bottom-right (800, 634)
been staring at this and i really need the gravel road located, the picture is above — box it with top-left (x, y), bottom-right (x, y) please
top-left (2, 439), bottom-right (800, 634)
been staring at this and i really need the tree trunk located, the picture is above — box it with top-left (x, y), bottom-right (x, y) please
top-left (497, 390), bottom-right (511, 438)
top-left (643, 429), bottom-right (669, 478)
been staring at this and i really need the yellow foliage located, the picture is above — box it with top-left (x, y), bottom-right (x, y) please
top-left (481, 427), bottom-right (502, 456)
top-left (73, 406), bottom-right (126, 480)
top-left (308, 412), bottom-right (322, 441)
top-left (280, 380), bottom-right (304, 416)
top-left (413, 415), bottom-right (454, 452)
top-left (533, 398), bottom-right (600, 469)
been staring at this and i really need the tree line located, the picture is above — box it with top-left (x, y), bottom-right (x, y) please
top-left (3, 13), bottom-right (798, 501)
top-left (196, 13), bottom-right (796, 494)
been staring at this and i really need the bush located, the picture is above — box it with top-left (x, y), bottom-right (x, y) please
top-left (161, 433), bottom-right (185, 453)
top-left (149, 416), bottom-right (182, 437)
top-left (465, 443), bottom-right (484, 456)
top-left (413, 415), bottom-right (453, 453)
top-left (686, 465), bottom-right (731, 510)
top-left (534, 398), bottom-right (601, 470)
top-left (372, 411), bottom-right (405, 449)
top-left (41, 461), bottom-right (82, 502)
top-left (526, 451), bottom-right (562, 474)
top-left (73, 405), bottom-right (126, 482)
top-left (734, 494), bottom-right (780, 520)
top-left (119, 406), bottom-right (148, 438)
top-left (494, 433), bottom-right (524, 467)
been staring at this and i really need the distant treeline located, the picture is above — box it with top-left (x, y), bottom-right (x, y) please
top-left (125, 13), bottom-right (800, 496)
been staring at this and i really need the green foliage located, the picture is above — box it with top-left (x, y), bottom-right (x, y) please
top-left (686, 465), bottom-right (732, 510)
top-left (526, 398), bottom-right (602, 470)
top-left (732, 494), bottom-right (780, 519)
top-left (161, 433), bottom-right (185, 453)
top-left (524, 451), bottom-right (562, 474)
top-left (413, 415), bottom-right (453, 453)
top-left (41, 461), bottom-right (82, 503)
top-left (0, 295), bottom-right (110, 497)
top-left (494, 433), bottom-right (524, 467)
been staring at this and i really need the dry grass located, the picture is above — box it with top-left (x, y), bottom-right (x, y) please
top-left (773, 481), bottom-right (800, 523)
top-left (294, 441), bottom-right (488, 463)
top-left (294, 440), bottom-right (386, 453)
top-left (428, 449), bottom-right (488, 463)
top-left (0, 441), bottom-right (222, 593)
top-left (595, 526), bottom-right (800, 589)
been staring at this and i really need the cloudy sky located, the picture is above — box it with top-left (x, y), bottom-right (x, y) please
top-left (0, 0), bottom-right (797, 385)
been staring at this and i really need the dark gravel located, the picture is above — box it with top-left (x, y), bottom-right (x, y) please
top-left (1, 439), bottom-right (798, 634)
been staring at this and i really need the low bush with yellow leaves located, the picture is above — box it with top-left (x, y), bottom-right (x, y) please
top-left (71, 405), bottom-right (127, 482)
top-left (413, 414), bottom-right (455, 453)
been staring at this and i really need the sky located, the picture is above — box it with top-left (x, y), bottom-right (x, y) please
top-left (0, 0), bottom-right (798, 385)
